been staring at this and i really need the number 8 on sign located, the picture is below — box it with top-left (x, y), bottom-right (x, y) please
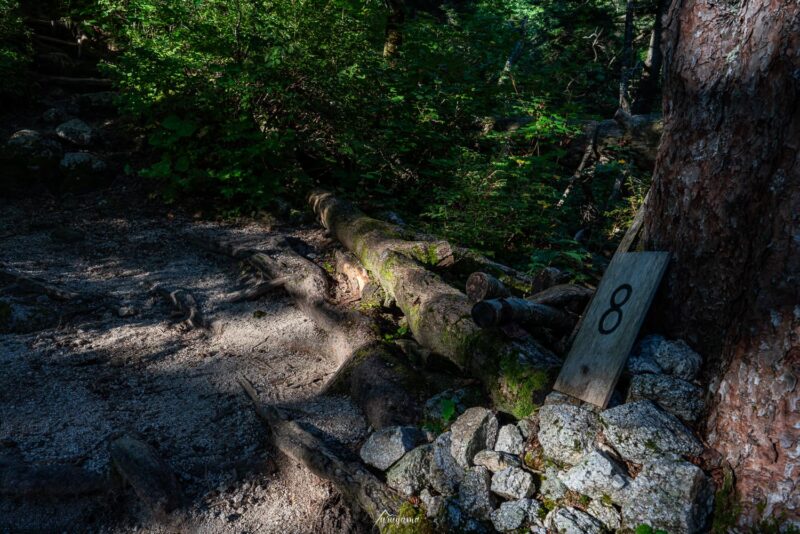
top-left (598, 284), bottom-right (632, 335)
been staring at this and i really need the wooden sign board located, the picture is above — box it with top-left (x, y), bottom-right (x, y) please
top-left (553, 251), bottom-right (670, 407)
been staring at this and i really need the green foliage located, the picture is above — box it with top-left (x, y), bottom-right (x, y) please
top-left (635, 525), bottom-right (668, 534)
top-left (0, 0), bottom-right (31, 100)
top-left (78, 0), bottom-right (651, 276)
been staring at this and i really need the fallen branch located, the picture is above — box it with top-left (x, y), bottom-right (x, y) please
top-left (239, 377), bottom-right (404, 522)
top-left (150, 285), bottom-right (204, 329)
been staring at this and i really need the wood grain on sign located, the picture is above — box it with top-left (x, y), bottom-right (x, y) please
top-left (553, 252), bottom-right (670, 407)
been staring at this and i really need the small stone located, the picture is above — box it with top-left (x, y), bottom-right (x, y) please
top-left (537, 403), bottom-right (600, 465)
top-left (540, 466), bottom-right (568, 501)
top-left (458, 466), bottom-right (495, 520)
top-left (600, 400), bottom-right (703, 463)
top-left (419, 489), bottom-right (444, 518)
top-left (621, 458), bottom-right (713, 533)
top-left (558, 450), bottom-right (631, 504)
top-left (429, 432), bottom-right (464, 496)
top-left (386, 444), bottom-right (431, 496)
top-left (627, 373), bottom-right (705, 422)
top-left (635, 335), bottom-right (703, 380)
top-left (516, 417), bottom-right (536, 440)
top-left (490, 466), bottom-right (535, 500)
top-left (545, 507), bottom-right (605, 534)
top-left (587, 499), bottom-right (621, 530)
top-left (117, 306), bottom-right (138, 318)
top-left (450, 407), bottom-right (499, 467)
top-left (494, 424), bottom-right (524, 455)
top-left (473, 450), bottom-right (522, 473)
top-left (490, 498), bottom-right (542, 531)
top-left (56, 119), bottom-right (94, 146)
top-left (359, 426), bottom-right (425, 470)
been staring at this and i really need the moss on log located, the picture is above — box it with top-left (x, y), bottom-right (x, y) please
top-left (309, 190), bottom-right (561, 416)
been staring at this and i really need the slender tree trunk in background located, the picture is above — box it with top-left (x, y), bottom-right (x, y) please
top-left (641, 0), bottom-right (800, 525)
top-left (618, 0), bottom-right (635, 112)
top-left (631, 0), bottom-right (666, 114)
top-left (383, 0), bottom-right (405, 57)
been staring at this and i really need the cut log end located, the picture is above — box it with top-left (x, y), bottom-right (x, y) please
top-left (466, 271), bottom-right (511, 302)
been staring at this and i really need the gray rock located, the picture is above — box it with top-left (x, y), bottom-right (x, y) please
top-left (558, 450), bottom-right (631, 504)
top-left (473, 450), bottom-right (522, 473)
top-left (540, 466), bottom-right (568, 501)
top-left (537, 403), bottom-right (600, 465)
top-left (60, 152), bottom-right (107, 173)
top-left (490, 498), bottom-right (541, 532)
top-left (386, 444), bottom-right (431, 496)
top-left (517, 417), bottom-right (536, 440)
top-left (429, 432), bottom-right (464, 496)
top-left (359, 426), bottom-right (425, 470)
top-left (117, 305), bottom-right (138, 318)
top-left (600, 400), bottom-right (703, 463)
top-left (458, 466), bottom-right (495, 520)
top-left (445, 500), bottom-right (492, 533)
top-left (545, 507), bottom-right (605, 534)
top-left (450, 407), bottom-right (498, 467)
top-left (627, 373), bottom-right (705, 422)
top-left (5, 129), bottom-right (63, 168)
top-left (423, 388), bottom-right (468, 423)
top-left (42, 107), bottom-right (71, 124)
top-left (494, 424), bottom-right (524, 455)
top-left (635, 335), bottom-right (702, 380)
top-left (490, 466), bottom-right (535, 500)
top-left (56, 119), bottom-right (94, 146)
top-left (587, 499), bottom-right (621, 530)
top-left (622, 458), bottom-right (713, 533)
top-left (420, 488), bottom-right (445, 518)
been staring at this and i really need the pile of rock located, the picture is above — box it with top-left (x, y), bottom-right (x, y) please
top-left (2, 93), bottom-right (113, 190)
top-left (357, 335), bottom-right (713, 533)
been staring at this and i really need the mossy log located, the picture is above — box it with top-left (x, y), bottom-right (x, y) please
top-left (309, 190), bottom-right (562, 416)
top-left (239, 378), bottom-right (404, 522)
top-left (471, 297), bottom-right (574, 332)
top-left (528, 283), bottom-right (594, 314)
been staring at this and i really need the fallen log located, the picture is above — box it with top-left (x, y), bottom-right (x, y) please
top-left (239, 377), bottom-right (404, 522)
top-left (310, 190), bottom-right (562, 416)
top-left (528, 284), bottom-right (594, 314)
top-left (109, 434), bottom-right (181, 519)
top-left (471, 297), bottom-right (575, 332)
top-left (466, 272), bottom-right (511, 302)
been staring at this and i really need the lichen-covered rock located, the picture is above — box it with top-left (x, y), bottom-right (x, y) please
top-left (429, 431), bottom-right (464, 496)
top-left (489, 498), bottom-right (541, 532)
top-left (490, 466), bottom-right (535, 500)
top-left (545, 506), bottom-right (605, 534)
top-left (517, 417), bottom-right (536, 440)
top-left (587, 499), bottom-right (621, 530)
top-left (450, 407), bottom-right (499, 467)
top-left (621, 458), bottom-right (713, 533)
top-left (632, 335), bottom-right (702, 380)
top-left (473, 450), bottom-right (521, 473)
top-left (540, 466), bottom-right (568, 500)
top-left (386, 444), bottom-right (431, 496)
top-left (55, 119), bottom-right (94, 146)
top-left (600, 400), bottom-right (703, 463)
top-left (537, 403), bottom-right (600, 465)
top-left (458, 466), bottom-right (495, 520)
top-left (495, 424), bottom-right (525, 455)
top-left (558, 450), bottom-right (631, 504)
top-left (627, 373), bottom-right (705, 422)
top-left (445, 500), bottom-right (492, 533)
top-left (359, 426), bottom-right (425, 470)
top-left (420, 488), bottom-right (445, 518)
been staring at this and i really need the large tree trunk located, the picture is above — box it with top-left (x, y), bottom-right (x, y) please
top-left (641, 0), bottom-right (800, 525)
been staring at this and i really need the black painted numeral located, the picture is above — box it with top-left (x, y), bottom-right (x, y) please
top-left (598, 284), bottom-right (632, 335)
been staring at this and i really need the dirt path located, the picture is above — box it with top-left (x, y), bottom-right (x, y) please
top-left (0, 186), bottom-right (369, 532)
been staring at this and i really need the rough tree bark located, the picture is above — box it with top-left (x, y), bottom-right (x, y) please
top-left (641, 0), bottom-right (800, 525)
top-left (383, 0), bottom-right (405, 57)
